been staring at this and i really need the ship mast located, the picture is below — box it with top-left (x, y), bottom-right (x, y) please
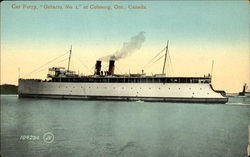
top-left (67, 45), bottom-right (72, 71)
top-left (162, 40), bottom-right (169, 75)
top-left (210, 60), bottom-right (214, 82)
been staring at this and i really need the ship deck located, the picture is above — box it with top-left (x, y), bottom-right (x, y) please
top-left (49, 76), bottom-right (211, 83)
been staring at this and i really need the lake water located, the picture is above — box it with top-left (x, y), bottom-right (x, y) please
top-left (1, 95), bottom-right (250, 157)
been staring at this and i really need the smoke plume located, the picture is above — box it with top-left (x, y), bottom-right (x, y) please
top-left (100, 32), bottom-right (145, 61)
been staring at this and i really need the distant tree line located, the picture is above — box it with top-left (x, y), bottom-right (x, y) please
top-left (0, 84), bottom-right (18, 94)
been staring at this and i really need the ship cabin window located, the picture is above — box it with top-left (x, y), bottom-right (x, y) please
top-left (192, 79), bottom-right (199, 83)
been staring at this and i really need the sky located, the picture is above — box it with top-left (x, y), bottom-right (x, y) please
top-left (1, 1), bottom-right (249, 93)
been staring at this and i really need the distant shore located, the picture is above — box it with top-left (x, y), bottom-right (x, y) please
top-left (0, 84), bottom-right (18, 94)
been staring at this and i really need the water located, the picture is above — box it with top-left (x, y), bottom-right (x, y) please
top-left (1, 95), bottom-right (250, 157)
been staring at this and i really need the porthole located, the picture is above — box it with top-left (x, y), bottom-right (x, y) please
top-left (189, 88), bottom-right (191, 90)
top-left (207, 93), bottom-right (209, 95)
top-left (168, 88), bottom-right (170, 90)
top-left (159, 88), bottom-right (161, 90)
top-left (179, 88), bottom-right (180, 90)
top-left (200, 88), bottom-right (202, 90)
top-left (149, 88), bottom-right (151, 89)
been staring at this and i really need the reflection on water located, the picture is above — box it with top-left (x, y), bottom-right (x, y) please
top-left (1, 95), bottom-right (250, 157)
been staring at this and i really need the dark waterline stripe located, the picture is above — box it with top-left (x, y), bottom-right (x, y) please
top-left (19, 94), bottom-right (228, 104)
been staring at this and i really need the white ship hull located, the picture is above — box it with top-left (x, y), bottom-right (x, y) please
top-left (18, 79), bottom-right (228, 103)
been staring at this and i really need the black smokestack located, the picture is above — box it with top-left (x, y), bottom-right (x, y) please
top-left (108, 60), bottom-right (115, 75)
top-left (95, 60), bottom-right (102, 75)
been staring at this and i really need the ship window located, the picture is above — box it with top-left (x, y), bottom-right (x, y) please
top-left (207, 93), bottom-right (209, 95)
top-left (149, 88), bottom-right (151, 89)
top-left (189, 88), bottom-right (191, 90)
top-left (159, 88), bottom-right (161, 90)
top-left (131, 87), bottom-right (133, 89)
top-left (168, 88), bottom-right (170, 90)
top-left (192, 93), bottom-right (195, 95)
top-left (97, 87), bottom-right (98, 89)
top-left (200, 88), bottom-right (202, 90)
top-left (179, 88), bottom-right (180, 90)
top-left (113, 87), bottom-right (115, 89)
top-left (140, 87), bottom-right (142, 89)
top-left (122, 87), bottom-right (124, 89)
top-left (89, 87), bottom-right (91, 88)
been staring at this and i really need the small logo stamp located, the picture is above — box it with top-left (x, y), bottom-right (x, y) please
top-left (43, 132), bottom-right (54, 144)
